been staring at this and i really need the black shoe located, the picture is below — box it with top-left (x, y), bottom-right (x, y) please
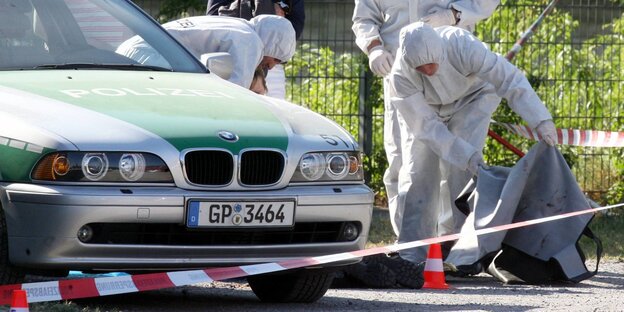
top-left (379, 255), bottom-right (424, 289)
top-left (457, 262), bottom-right (483, 276)
top-left (445, 262), bottom-right (483, 277)
top-left (343, 261), bottom-right (397, 288)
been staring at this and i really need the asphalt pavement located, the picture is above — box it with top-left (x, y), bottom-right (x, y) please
top-left (57, 260), bottom-right (623, 312)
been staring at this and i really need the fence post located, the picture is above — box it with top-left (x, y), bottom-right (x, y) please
top-left (358, 62), bottom-right (373, 182)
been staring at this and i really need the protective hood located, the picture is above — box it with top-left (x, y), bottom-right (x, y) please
top-left (250, 14), bottom-right (296, 62)
top-left (394, 24), bottom-right (479, 105)
top-left (156, 16), bottom-right (264, 89)
top-left (399, 22), bottom-right (446, 69)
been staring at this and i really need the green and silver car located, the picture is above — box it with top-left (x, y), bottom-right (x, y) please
top-left (0, 0), bottom-right (373, 302)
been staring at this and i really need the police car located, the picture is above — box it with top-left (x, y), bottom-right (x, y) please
top-left (0, 0), bottom-right (372, 302)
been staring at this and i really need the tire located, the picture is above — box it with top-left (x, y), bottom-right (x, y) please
top-left (247, 268), bottom-right (335, 303)
top-left (0, 206), bottom-right (25, 284)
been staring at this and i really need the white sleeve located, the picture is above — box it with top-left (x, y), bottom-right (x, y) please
top-left (450, 0), bottom-right (500, 28)
top-left (223, 35), bottom-right (263, 89)
top-left (460, 35), bottom-right (552, 128)
top-left (169, 25), bottom-right (263, 89)
top-left (392, 92), bottom-right (478, 171)
top-left (116, 36), bottom-right (170, 68)
top-left (352, 0), bottom-right (384, 54)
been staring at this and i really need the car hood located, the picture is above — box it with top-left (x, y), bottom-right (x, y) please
top-left (0, 70), bottom-right (357, 153)
top-left (0, 70), bottom-right (297, 154)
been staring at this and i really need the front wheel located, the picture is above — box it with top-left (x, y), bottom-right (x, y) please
top-left (247, 268), bottom-right (335, 303)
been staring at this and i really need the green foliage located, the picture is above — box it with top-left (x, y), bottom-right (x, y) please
top-left (581, 213), bottom-right (624, 259)
top-left (286, 44), bottom-right (364, 136)
top-left (286, 44), bottom-right (386, 199)
top-left (366, 209), bottom-right (396, 247)
top-left (363, 74), bottom-right (386, 200)
top-left (477, 1), bottom-right (624, 204)
top-left (606, 148), bottom-right (624, 203)
top-left (363, 149), bottom-right (388, 204)
top-left (607, 180), bottom-right (624, 204)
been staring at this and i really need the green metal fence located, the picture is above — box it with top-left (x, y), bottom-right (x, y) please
top-left (134, 0), bottom-right (624, 204)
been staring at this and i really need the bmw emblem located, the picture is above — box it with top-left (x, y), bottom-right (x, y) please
top-left (217, 130), bottom-right (238, 142)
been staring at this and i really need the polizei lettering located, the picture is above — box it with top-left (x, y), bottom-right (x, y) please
top-left (60, 88), bottom-right (235, 99)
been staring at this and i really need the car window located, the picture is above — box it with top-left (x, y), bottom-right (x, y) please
top-left (67, 0), bottom-right (134, 50)
top-left (0, 0), bottom-right (205, 73)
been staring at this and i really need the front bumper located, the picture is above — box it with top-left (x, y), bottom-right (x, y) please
top-left (1, 183), bottom-right (373, 271)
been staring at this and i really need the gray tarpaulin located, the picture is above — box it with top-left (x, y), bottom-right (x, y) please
top-left (446, 142), bottom-right (593, 279)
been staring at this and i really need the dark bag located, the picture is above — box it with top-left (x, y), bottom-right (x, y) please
top-left (448, 144), bottom-right (602, 285)
top-left (216, 0), bottom-right (275, 20)
top-left (487, 225), bottom-right (602, 284)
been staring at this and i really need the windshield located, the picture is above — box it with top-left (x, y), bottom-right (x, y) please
top-left (0, 0), bottom-right (206, 72)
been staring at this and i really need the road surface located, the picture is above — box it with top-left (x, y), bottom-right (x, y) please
top-left (57, 260), bottom-right (623, 311)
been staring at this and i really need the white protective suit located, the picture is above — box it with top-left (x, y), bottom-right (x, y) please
top-left (389, 22), bottom-right (553, 263)
top-left (117, 15), bottom-right (296, 89)
top-left (352, 0), bottom-right (500, 239)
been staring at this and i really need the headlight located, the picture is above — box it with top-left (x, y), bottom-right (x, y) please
top-left (32, 152), bottom-right (173, 183)
top-left (291, 151), bottom-right (363, 182)
top-left (82, 153), bottom-right (109, 181)
top-left (119, 153), bottom-right (146, 181)
top-left (326, 153), bottom-right (348, 180)
top-left (300, 153), bottom-right (326, 180)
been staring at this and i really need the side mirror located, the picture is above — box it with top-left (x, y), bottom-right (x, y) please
top-left (201, 52), bottom-right (233, 80)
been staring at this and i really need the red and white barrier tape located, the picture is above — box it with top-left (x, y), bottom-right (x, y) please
top-left (1, 202), bottom-right (622, 305)
top-left (494, 121), bottom-right (624, 147)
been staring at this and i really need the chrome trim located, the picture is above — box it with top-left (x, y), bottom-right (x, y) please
top-left (28, 180), bottom-right (176, 187)
top-left (179, 148), bottom-right (236, 188)
top-left (288, 180), bottom-right (365, 186)
top-left (81, 153), bottom-right (109, 181)
top-left (325, 152), bottom-right (349, 180)
top-left (237, 148), bottom-right (287, 188)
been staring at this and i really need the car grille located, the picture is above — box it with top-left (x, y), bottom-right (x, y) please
top-left (84, 222), bottom-right (360, 245)
top-left (184, 150), bottom-right (285, 186)
top-left (184, 150), bottom-right (233, 185)
top-left (239, 150), bottom-right (285, 185)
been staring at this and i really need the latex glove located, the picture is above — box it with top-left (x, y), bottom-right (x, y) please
top-left (368, 46), bottom-right (394, 76)
top-left (535, 119), bottom-right (557, 146)
top-left (420, 6), bottom-right (456, 28)
top-left (467, 152), bottom-right (488, 176)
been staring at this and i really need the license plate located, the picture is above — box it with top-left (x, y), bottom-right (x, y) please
top-left (186, 199), bottom-right (295, 228)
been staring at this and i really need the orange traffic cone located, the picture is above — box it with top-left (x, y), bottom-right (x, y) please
top-left (9, 289), bottom-right (29, 312)
top-left (422, 243), bottom-right (449, 289)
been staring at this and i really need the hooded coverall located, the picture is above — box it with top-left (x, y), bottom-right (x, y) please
top-left (389, 22), bottom-right (553, 263)
top-left (352, 0), bottom-right (500, 239)
top-left (117, 15), bottom-right (296, 89)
